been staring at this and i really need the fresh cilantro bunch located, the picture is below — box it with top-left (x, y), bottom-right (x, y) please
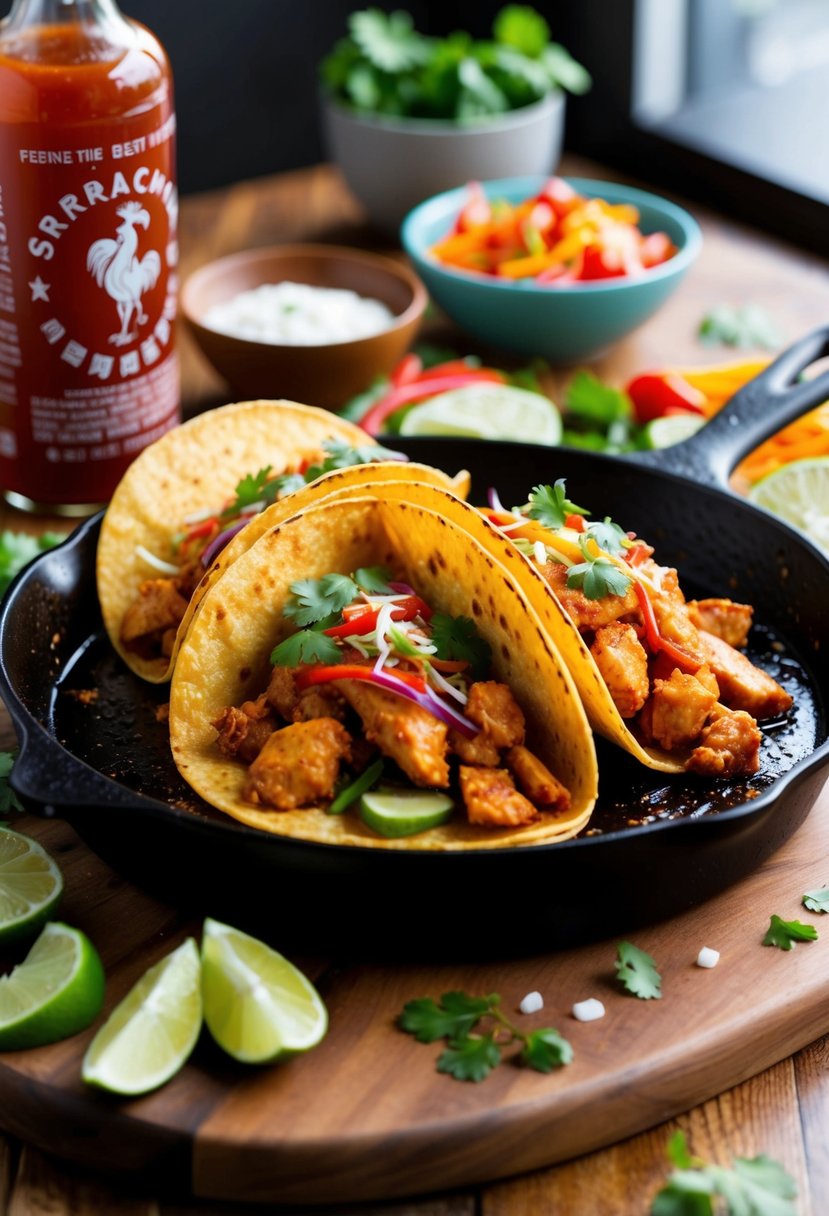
top-left (399, 990), bottom-right (573, 1082)
top-left (0, 531), bottom-right (63, 596)
top-left (651, 1130), bottom-right (797, 1215)
top-left (320, 6), bottom-right (591, 122)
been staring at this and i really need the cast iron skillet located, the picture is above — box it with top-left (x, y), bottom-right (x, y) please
top-left (1, 329), bottom-right (828, 957)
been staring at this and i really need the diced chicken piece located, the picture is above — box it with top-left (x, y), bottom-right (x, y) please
top-left (687, 707), bottom-right (762, 776)
top-left (687, 598), bottom-right (753, 649)
top-left (449, 728), bottom-right (500, 767)
top-left (265, 665), bottom-right (298, 720)
top-left (542, 561), bottom-right (639, 631)
top-left (647, 668), bottom-right (718, 752)
top-left (459, 765), bottom-right (540, 828)
top-left (265, 666), bottom-right (345, 724)
top-left (120, 579), bottom-right (188, 652)
top-left (698, 630), bottom-right (792, 720)
top-left (340, 681), bottom-right (449, 788)
top-left (590, 622), bottom-right (649, 718)
top-left (648, 573), bottom-right (706, 667)
top-left (213, 700), bottom-right (278, 765)
top-left (506, 746), bottom-right (570, 811)
top-left (694, 663), bottom-right (720, 697)
top-left (465, 681), bottom-right (525, 748)
top-left (244, 718), bottom-right (351, 811)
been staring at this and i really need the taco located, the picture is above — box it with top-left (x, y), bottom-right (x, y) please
top-left (169, 495), bottom-right (598, 849)
top-left (96, 399), bottom-right (469, 684)
top-left (350, 479), bottom-right (791, 776)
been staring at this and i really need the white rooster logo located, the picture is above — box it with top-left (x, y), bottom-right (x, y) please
top-left (87, 201), bottom-right (162, 346)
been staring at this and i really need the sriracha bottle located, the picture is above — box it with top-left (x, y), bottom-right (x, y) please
top-left (0, 0), bottom-right (179, 513)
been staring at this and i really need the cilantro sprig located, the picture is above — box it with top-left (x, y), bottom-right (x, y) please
top-left (321, 6), bottom-right (590, 123)
top-left (524, 480), bottom-right (588, 530)
top-left (616, 940), bottom-right (662, 1000)
top-left (399, 990), bottom-right (573, 1083)
top-left (430, 613), bottom-right (491, 680)
top-left (567, 536), bottom-right (632, 601)
top-left (272, 567), bottom-right (395, 666)
top-left (762, 914), bottom-right (819, 951)
top-left (303, 439), bottom-right (405, 482)
top-left (651, 1130), bottom-right (797, 1215)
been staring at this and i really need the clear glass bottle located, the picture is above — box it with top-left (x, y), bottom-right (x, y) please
top-left (0, 0), bottom-right (179, 514)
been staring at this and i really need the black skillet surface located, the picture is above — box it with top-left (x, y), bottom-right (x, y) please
top-left (1, 330), bottom-right (828, 957)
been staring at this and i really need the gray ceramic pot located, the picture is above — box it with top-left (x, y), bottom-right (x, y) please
top-left (322, 92), bottom-right (565, 233)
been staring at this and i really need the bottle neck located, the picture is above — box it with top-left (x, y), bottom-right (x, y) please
top-left (5, 0), bottom-right (129, 32)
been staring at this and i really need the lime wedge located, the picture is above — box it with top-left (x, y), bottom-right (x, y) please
top-left (201, 918), bottom-right (327, 1064)
top-left (82, 938), bottom-right (201, 1094)
top-left (398, 383), bottom-right (562, 445)
top-left (0, 828), bottom-right (63, 946)
top-left (0, 922), bottom-right (104, 1050)
top-left (359, 788), bottom-right (454, 838)
top-left (643, 413), bottom-right (705, 450)
top-left (748, 457), bottom-right (829, 551)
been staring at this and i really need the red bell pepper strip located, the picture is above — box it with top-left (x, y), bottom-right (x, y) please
top-left (626, 373), bottom-right (707, 424)
top-left (565, 513), bottom-right (587, 533)
top-left (295, 664), bottom-right (427, 693)
top-left (358, 369), bottom-right (507, 435)
top-left (323, 596), bottom-right (431, 638)
top-left (390, 353), bottom-right (423, 386)
top-left (634, 581), bottom-right (700, 672)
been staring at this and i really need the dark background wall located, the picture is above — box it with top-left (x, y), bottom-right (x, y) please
top-left (1, 1), bottom-right (597, 194)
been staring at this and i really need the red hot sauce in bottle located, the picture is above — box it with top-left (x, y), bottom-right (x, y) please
top-left (0, 0), bottom-right (180, 513)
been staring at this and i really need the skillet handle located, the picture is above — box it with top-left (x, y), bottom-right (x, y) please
top-left (631, 324), bottom-right (829, 490)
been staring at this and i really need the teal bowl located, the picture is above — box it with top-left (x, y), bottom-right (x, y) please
top-left (401, 176), bottom-right (702, 362)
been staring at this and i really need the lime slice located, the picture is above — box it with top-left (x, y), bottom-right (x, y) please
top-left (398, 383), bottom-right (562, 445)
top-left (82, 938), bottom-right (201, 1095)
top-left (0, 922), bottom-right (105, 1050)
top-left (0, 828), bottom-right (63, 946)
top-left (643, 413), bottom-right (705, 450)
top-left (359, 788), bottom-right (454, 838)
top-left (748, 457), bottom-right (829, 551)
top-left (201, 918), bottom-right (327, 1064)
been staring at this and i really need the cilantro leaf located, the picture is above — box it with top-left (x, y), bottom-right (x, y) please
top-left (221, 466), bottom-right (272, 520)
top-left (521, 1027), bottom-right (573, 1073)
top-left (802, 886), bottom-right (829, 914)
top-left (616, 940), bottom-right (662, 999)
top-left (283, 574), bottom-right (359, 627)
top-left (585, 517), bottom-right (628, 556)
top-left (0, 751), bottom-right (23, 815)
top-left (354, 565), bottom-right (393, 594)
top-left (0, 531), bottom-right (63, 596)
top-left (652, 1131), bottom-right (797, 1216)
top-left (762, 914), bottom-right (818, 951)
top-left (399, 991), bottom-right (498, 1043)
top-left (437, 1034), bottom-right (501, 1083)
top-left (525, 480), bottom-right (589, 530)
top-left (303, 438), bottom-right (405, 482)
top-left (430, 613), bottom-right (491, 679)
top-left (349, 9), bottom-right (429, 74)
top-left (270, 629), bottom-right (341, 668)
top-left (567, 549), bottom-right (632, 600)
top-left (565, 370), bottom-right (632, 425)
top-left (698, 304), bottom-right (782, 352)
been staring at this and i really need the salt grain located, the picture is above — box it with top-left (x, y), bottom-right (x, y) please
top-left (696, 946), bottom-right (720, 969)
top-left (519, 991), bottom-right (544, 1015)
top-left (572, 998), bottom-right (605, 1022)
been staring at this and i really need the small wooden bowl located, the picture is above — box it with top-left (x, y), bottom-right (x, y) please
top-left (181, 244), bottom-right (427, 409)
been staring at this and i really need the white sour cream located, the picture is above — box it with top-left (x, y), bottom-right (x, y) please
top-left (203, 281), bottom-right (395, 346)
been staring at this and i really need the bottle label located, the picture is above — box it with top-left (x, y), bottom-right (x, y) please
top-left (0, 105), bottom-right (180, 504)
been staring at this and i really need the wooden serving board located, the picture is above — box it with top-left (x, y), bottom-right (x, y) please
top-left (0, 786), bottom-right (827, 1207)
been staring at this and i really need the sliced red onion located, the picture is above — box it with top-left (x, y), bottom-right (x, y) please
top-left (368, 668), bottom-right (479, 739)
top-left (388, 580), bottom-right (417, 595)
top-left (200, 518), bottom-right (248, 568)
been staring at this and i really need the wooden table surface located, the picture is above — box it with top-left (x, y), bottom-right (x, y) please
top-left (1, 158), bottom-right (828, 1214)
